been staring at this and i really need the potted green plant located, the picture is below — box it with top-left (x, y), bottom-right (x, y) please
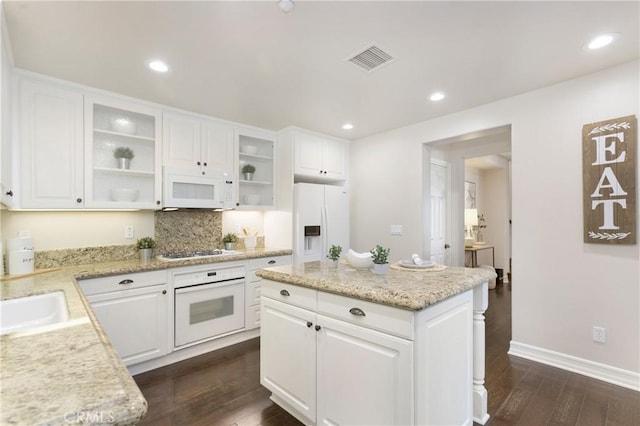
top-left (113, 147), bottom-right (134, 170)
top-left (222, 232), bottom-right (238, 250)
top-left (327, 244), bottom-right (342, 268)
top-left (370, 245), bottom-right (391, 275)
top-left (241, 163), bottom-right (256, 181)
top-left (136, 236), bottom-right (156, 262)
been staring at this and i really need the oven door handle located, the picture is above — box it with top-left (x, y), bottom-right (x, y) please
top-left (174, 278), bottom-right (245, 294)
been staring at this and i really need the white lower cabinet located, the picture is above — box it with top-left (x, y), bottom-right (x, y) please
top-left (245, 255), bottom-right (292, 330)
top-left (261, 281), bottom-right (414, 426)
top-left (261, 279), bottom-right (475, 426)
top-left (79, 270), bottom-right (169, 366)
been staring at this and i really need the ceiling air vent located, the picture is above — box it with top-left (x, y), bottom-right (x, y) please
top-left (347, 44), bottom-right (394, 72)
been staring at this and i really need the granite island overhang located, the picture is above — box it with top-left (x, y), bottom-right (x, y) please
top-left (256, 261), bottom-right (497, 425)
top-left (255, 261), bottom-right (496, 311)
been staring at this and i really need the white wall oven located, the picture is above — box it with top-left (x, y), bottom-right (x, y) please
top-left (174, 264), bottom-right (245, 348)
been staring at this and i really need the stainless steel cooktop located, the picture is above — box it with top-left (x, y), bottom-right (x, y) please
top-left (156, 249), bottom-right (238, 262)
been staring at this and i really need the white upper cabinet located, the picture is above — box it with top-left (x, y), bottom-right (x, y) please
top-left (163, 111), bottom-right (234, 175)
top-left (84, 95), bottom-right (162, 209)
top-left (237, 127), bottom-right (276, 209)
top-left (18, 76), bottom-right (84, 209)
top-left (1, 33), bottom-right (13, 208)
top-left (292, 129), bottom-right (348, 183)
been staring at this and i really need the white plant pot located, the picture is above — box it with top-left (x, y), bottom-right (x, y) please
top-left (373, 263), bottom-right (388, 275)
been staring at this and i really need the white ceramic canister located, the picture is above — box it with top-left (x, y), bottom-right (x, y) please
top-left (8, 249), bottom-right (34, 275)
top-left (7, 236), bottom-right (34, 252)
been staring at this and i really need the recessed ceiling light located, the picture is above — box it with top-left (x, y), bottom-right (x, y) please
top-left (586, 33), bottom-right (619, 50)
top-left (342, 123), bottom-right (354, 130)
top-left (148, 60), bottom-right (169, 73)
top-left (278, 0), bottom-right (295, 13)
top-left (430, 92), bottom-right (445, 102)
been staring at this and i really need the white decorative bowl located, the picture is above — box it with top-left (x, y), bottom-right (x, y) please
top-left (109, 188), bottom-right (139, 202)
top-left (240, 145), bottom-right (258, 155)
top-left (346, 249), bottom-right (374, 270)
top-left (110, 117), bottom-right (137, 135)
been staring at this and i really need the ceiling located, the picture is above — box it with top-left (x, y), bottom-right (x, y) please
top-left (3, 1), bottom-right (639, 140)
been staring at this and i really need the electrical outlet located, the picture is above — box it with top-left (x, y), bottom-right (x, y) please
top-left (593, 326), bottom-right (606, 343)
top-left (390, 224), bottom-right (403, 236)
top-left (124, 225), bottom-right (134, 239)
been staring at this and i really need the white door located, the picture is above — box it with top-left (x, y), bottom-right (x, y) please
top-left (88, 285), bottom-right (168, 366)
top-left (162, 112), bottom-right (202, 168)
top-left (316, 315), bottom-right (414, 426)
top-left (260, 298), bottom-right (317, 424)
top-left (294, 183), bottom-right (324, 262)
top-left (201, 120), bottom-right (234, 174)
top-left (322, 138), bottom-right (347, 180)
top-left (430, 160), bottom-right (450, 265)
top-left (323, 185), bottom-right (349, 256)
top-left (19, 78), bottom-right (84, 208)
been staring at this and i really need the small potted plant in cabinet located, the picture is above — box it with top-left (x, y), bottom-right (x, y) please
top-left (241, 164), bottom-right (256, 181)
top-left (136, 236), bottom-right (156, 262)
top-left (113, 147), bottom-right (135, 170)
top-left (223, 233), bottom-right (238, 250)
top-left (370, 244), bottom-right (391, 275)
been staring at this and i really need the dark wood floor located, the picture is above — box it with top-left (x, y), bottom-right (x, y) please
top-left (134, 282), bottom-right (639, 425)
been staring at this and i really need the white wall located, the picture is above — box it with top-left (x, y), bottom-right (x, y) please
top-left (478, 166), bottom-right (510, 274)
top-left (350, 60), bottom-right (639, 375)
top-left (2, 210), bottom-right (154, 250)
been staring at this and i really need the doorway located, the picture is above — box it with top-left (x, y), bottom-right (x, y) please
top-left (422, 125), bottom-right (512, 271)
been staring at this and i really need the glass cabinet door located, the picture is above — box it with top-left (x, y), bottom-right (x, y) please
top-left (237, 128), bottom-right (276, 209)
top-left (85, 96), bottom-right (162, 209)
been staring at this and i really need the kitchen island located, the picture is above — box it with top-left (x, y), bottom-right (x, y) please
top-left (0, 247), bottom-right (291, 425)
top-left (257, 261), bottom-right (495, 426)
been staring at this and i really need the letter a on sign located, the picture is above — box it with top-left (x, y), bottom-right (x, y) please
top-left (582, 115), bottom-right (636, 244)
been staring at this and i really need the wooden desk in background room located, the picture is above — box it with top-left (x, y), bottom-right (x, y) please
top-left (465, 245), bottom-right (495, 268)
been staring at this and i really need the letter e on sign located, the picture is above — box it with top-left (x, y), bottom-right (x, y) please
top-left (582, 115), bottom-right (636, 244)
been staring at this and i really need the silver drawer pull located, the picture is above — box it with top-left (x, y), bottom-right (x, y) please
top-left (280, 289), bottom-right (290, 296)
top-left (118, 279), bottom-right (134, 285)
top-left (349, 307), bottom-right (366, 317)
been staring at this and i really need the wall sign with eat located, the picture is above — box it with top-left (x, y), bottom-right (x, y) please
top-left (582, 115), bottom-right (637, 245)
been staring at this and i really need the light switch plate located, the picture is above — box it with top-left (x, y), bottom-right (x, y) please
top-left (391, 224), bottom-right (403, 236)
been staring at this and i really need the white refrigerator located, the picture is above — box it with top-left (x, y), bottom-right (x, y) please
top-left (293, 183), bottom-right (349, 263)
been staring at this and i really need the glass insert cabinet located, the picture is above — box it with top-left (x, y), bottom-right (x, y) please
top-left (84, 95), bottom-right (162, 209)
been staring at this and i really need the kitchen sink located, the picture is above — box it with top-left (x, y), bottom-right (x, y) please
top-left (0, 291), bottom-right (69, 335)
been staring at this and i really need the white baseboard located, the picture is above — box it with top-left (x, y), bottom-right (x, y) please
top-left (509, 341), bottom-right (640, 392)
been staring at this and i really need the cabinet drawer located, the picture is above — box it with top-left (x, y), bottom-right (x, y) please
top-left (317, 292), bottom-right (414, 340)
top-left (79, 270), bottom-right (168, 296)
top-left (245, 304), bottom-right (261, 330)
top-left (262, 279), bottom-right (316, 311)
top-left (247, 280), bottom-right (261, 306)
top-left (248, 255), bottom-right (292, 282)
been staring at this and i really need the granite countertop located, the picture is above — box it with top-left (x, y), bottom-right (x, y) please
top-left (256, 261), bottom-right (496, 311)
top-left (0, 247), bottom-right (292, 425)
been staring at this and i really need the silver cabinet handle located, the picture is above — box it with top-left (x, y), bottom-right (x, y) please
top-left (349, 307), bottom-right (366, 316)
top-left (119, 279), bottom-right (134, 285)
top-left (280, 289), bottom-right (290, 296)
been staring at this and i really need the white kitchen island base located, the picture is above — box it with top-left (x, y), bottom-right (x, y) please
top-left (260, 277), bottom-right (490, 425)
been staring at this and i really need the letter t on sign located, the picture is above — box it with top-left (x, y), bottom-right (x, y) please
top-left (582, 115), bottom-right (636, 244)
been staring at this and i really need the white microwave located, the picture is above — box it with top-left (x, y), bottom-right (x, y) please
top-left (163, 167), bottom-right (236, 209)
